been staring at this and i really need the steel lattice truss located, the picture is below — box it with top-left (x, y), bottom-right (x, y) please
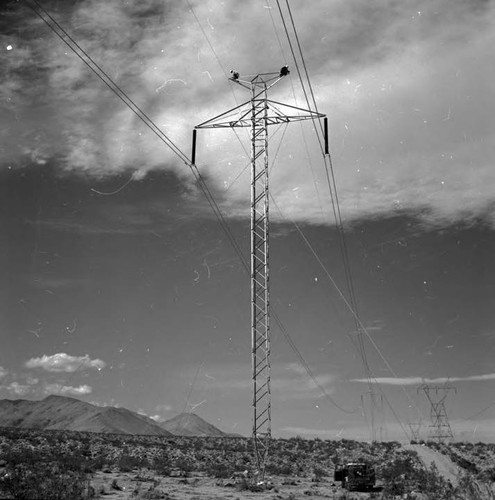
top-left (249, 81), bottom-right (271, 476)
top-left (195, 70), bottom-right (324, 480)
top-left (418, 383), bottom-right (456, 442)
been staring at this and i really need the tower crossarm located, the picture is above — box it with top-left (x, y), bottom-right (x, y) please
top-left (195, 99), bottom-right (325, 129)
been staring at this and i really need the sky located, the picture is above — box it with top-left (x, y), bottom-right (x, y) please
top-left (1, 0), bottom-right (495, 442)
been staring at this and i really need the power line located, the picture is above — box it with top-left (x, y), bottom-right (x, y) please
top-left (269, 194), bottom-right (411, 439)
top-left (272, 306), bottom-right (358, 415)
top-left (272, 1), bottom-right (364, 334)
top-left (274, 0), bottom-right (312, 115)
top-left (265, 0), bottom-right (326, 223)
top-left (460, 401), bottom-right (495, 421)
top-left (284, 0), bottom-right (325, 136)
top-left (28, 0), bottom-right (369, 423)
top-left (273, 0), bottom-right (382, 433)
top-left (26, 0), bottom-right (249, 270)
top-left (272, 1), bottom-right (426, 435)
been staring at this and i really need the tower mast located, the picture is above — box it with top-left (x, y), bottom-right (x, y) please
top-left (195, 67), bottom-right (325, 480)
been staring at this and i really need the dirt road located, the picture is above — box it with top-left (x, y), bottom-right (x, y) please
top-left (404, 444), bottom-right (459, 485)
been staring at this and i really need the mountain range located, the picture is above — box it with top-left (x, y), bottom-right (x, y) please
top-left (0, 395), bottom-right (229, 437)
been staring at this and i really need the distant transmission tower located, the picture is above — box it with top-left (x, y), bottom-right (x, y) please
top-left (407, 422), bottom-right (423, 442)
top-left (418, 383), bottom-right (456, 442)
top-left (194, 67), bottom-right (325, 480)
top-left (361, 390), bottom-right (378, 441)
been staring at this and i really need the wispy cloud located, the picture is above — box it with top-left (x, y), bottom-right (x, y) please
top-left (279, 425), bottom-right (370, 441)
top-left (203, 362), bottom-right (336, 399)
top-left (351, 373), bottom-right (495, 386)
top-left (25, 353), bottom-right (106, 373)
top-left (29, 276), bottom-right (91, 290)
top-left (0, 366), bottom-right (7, 380)
top-left (44, 383), bottom-right (92, 396)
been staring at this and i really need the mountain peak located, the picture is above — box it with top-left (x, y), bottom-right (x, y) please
top-left (43, 394), bottom-right (78, 402)
top-left (160, 412), bottom-right (227, 437)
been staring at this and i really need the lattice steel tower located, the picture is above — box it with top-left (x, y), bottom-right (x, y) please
top-left (418, 383), bottom-right (456, 442)
top-left (407, 422), bottom-right (423, 442)
top-left (194, 68), bottom-right (325, 479)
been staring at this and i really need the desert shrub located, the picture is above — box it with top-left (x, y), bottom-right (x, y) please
top-left (111, 478), bottom-right (122, 490)
top-left (134, 491), bottom-right (168, 499)
top-left (379, 453), bottom-right (417, 496)
top-left (3, 447), bottom-right (48, 466)
top-left (0, 462), bottom-right (91, 500)
top-left (312, 465), bottom-right (327, 480)
top-left (419, 463), bottom-right (454, 499)
top-left (476, 466), bottom-right (495, 482)
top-left (455, 472), bottom-right (490, 500)
top-left (118, 453), bottom-right (146, 472)
top-left (174, 455), bottom-right (194, 474)
top-left (61, 451), bottom-right (91, 472)
top-left (380, 452), bottom-right (453, 499)
top-left (205, 461), bottom-right (233, 478)
top-left (455, 455), bottom-right (479, 474)
top-left (152, 450), bottom-right (171, 475)
top-left (265, 461), bottom-right (292, 475)
top-left (235, 477), bottom-right (249, 491)
top-left (87, 453), bottom-right (106, 472)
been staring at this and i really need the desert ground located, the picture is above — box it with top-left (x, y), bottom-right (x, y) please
top-left (2, 427), bottom-right (495, 499)
top-left (88, 471), bottom-right (377, 499)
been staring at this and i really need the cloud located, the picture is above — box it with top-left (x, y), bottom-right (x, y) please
top-left (148, 404), bottom-right (173, 422)
top-left (0, 373), bottom-right (40, 396)
top-left (150, 414), bottom-right (165, 422)
top-left (351, 373), bottom-right (495, 386)
top-left (2, 0), bottom-right (495, 226)
top-left (90, 399), bottom-right (120, 408)
top-left (138, 406), bottom-right (174, 422)
top-left (44, 383), bottom-right (92, 396)
top-left (6, 382), bottom-right (32, 397)
top-left (279, 426), bottom-right (355, 440)
top-left (25, 353), bottom-right (106, 372)
top-left (206, 362), bottom-right (336, 399)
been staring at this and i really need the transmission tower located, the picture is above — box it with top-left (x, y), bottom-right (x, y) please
top-left (361, 390), bottom-right (378, 442)
top-left (194, 67), bottom-right (325, 480)
top-left (407, 422), bottom-right (423, 442)
top-left (418, 383), bottom-right (456, 442)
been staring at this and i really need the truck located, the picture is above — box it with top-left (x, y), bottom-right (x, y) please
top-left (334, 462), bottom-right (376, 491)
